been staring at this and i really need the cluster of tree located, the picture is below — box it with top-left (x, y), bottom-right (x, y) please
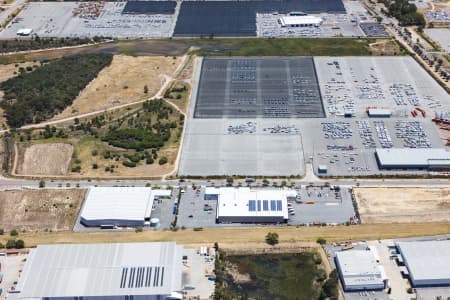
top-left (103, 128), bottom-right (168, 150)
top-left (0, 53), bottom-right (113, 127)
top-left (1, 239), bottom-right (25, 249)
top-left (0, 36), bottom-right (109, 53)
top-left (382, 0), bottom-right (425, 26)
top-left (319, 269), bottom-right (339, 300)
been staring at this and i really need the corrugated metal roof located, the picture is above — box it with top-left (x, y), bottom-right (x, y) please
top-left (396, 240), bottom-right (450, 282)
top-left (80, 187), bottom-right (171, 223)
top-left (368, 108), bottom-right (391, 116)
top-left (16, 242), bottom-right (183, 298)
top-left (376, 148), bottom-right (450, 167)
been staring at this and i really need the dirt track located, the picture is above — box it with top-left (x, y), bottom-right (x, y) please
top-left (51, 55), bottom-right (182, 121)
top-left (355, 187), bottom-right (450, 223)
top-left (0, 188), bottom-right (86, 232)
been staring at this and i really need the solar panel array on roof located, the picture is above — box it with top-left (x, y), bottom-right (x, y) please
top-left (122, 1), bottom-right (177, 15)
top-left (174, 0), bottom-right (345, 36)
top-left (248, 199), bottom-right (282, 212)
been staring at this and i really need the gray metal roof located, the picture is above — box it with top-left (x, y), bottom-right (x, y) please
top-left (396, 240), bottom-right (450, 282)
top-left (336, 250), bottom-right (384, 287)
top-left (16, 242), bottom-right (183, 298)
top-left (80, 187), bottom-right (172, 223)
top-left (376, 148), bottom-right (450, 167)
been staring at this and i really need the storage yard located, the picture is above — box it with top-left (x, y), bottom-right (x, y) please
top-left (354, 187), bottom-right (450, 224)
top-left (180, 56), bottom-right (450, 177)
top-left (1, 0), bottom-right (389, 38)
top-left (424, 28), bottom-right (450, 53)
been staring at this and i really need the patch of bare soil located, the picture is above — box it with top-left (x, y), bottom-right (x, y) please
top-left (355, 187), bottom-right (450, 223)
top-left (18, 143), bottom-right (73, 175)
top-left (0, 188), bottom-right (86, 231)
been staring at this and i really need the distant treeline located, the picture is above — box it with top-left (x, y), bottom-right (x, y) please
top-left (0, 36), bottom-right (110, 54)
top-left (379, 0), bottom-right (425, 26)
top-left (0, 53), bottom-right (113, 127)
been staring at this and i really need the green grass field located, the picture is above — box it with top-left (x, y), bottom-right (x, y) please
top-left (0, 38), bottom-right (381, 65)
top-left (189, 38), bottom-right (375, 56)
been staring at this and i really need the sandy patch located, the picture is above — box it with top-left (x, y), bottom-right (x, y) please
top-left (0, 188), bottom-right (86, 231)
top-left (18, 143), bottom-right (73, 175)
top-left (354, 187), bottom-right (450, 223)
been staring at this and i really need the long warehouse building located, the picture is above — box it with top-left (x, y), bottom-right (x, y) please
top-left (396, 240), bottom-right (450, 287)
top-left (10, 242), bottom-right (183, 300)
top-left (80, 187), bottom-right (171, 228)
top-left (375, 148), bottom-right (450, 170)
top-left (207, 187), bottom-right (294, 223)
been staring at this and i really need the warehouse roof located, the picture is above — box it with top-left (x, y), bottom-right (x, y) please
top-left (336, 250), bottom-right (384, 287)
top-left (279, 16), bottom-right (322, 26)
top-left (216, 188), bottom-right (291, 219)
top-left (376, 148), bottom-right (450, 167)
top-left (396, 240), bottom-right (450, 282)
top-left (15, 242), bottom-right (183, 298)
top-left (80, 187), bottom-right (171, 224)
top-left (367, 108), bottom-right (391, 116)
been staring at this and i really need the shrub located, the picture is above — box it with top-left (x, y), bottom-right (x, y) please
top-left (15, 239), bottom-right (25, 249)
top-left (122, 160), bottom-right (136, 168)
top-left (135, 227), bottom-right (143, 233)
top-left (6, 239), bottom-right (16, 249)
top-left (92, 163), bottom-right (98, 169)
top-left (146, 158), bottom-right (154, 164)
top-left (0, 228), bottom-right (4, 235)
top-left (316, 237), bottom-right (327, 245)
top-left (10, 229), bottom-right (18, 236)
top-left (265, 232), bottom-right (279, 246)
top-left (158, 157), bottom-right (168, 165)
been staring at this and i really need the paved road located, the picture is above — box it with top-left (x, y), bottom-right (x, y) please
top-left (0, 0), bottom-right (25, 27)
top-left (0, 176), bottom-right (449, 190)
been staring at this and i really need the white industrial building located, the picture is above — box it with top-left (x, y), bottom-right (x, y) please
top-left (396, 240), bottom-right (450, 287)
top-left (335, 250), bottom-right (387, 291)
top-left (367, 108), bottom-right (391, 118)
top-left (206, 187), bottom-right (294, 223)
top-left (10, 242), bottom-right (183, 300)
top-left (16, 28), bottom-right (33, 36)
top-left (375, 148), bottom-right (450, 170)
top-left (80, 187), bottom-right (171, 227)
top-left (278, 16), bottom-right (322, 27)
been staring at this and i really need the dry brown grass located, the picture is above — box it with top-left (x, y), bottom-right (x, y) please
top-left (0, 188), bottom-right (86, 232)
top-left (369, 39), bottom-right (403, 55)
top-left (50, 55), bottom-right (182, 121)
top-left (1, 223), bottom-right (449, 248)
top-left (17, 143), bottom-right (73, 176)
top-left (354, 187), bottom-right (450, 223)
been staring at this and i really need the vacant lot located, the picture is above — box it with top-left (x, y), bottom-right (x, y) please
top-left (51, 55), bottom-right (182, 121)
top-left (369, 39), bottom-right (405, 55)
top-left (0, 188), bottom-right (86, 232)
top-left (354, 187), bottom-right (450, 223)
top-left (17, 143), bottom-right (73, 176)
top-left (219, 253), bottom-right (322, 299)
